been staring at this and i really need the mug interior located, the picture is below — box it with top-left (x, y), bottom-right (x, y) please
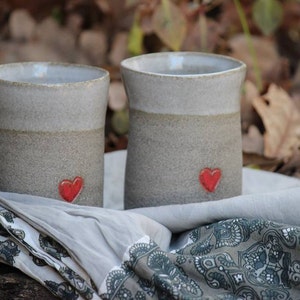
top-left (0, 62), bottom-right (107, 85)
top-left (121, 52), bottom-right (244, 76)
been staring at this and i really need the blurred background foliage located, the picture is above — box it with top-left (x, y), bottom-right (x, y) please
top-left (0, 0), bottom-right (300, 176)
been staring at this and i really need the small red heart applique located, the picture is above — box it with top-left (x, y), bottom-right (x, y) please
top-left (199, 168), bottom-right (221, 193)
top-left (58, 176), bottom-right (83, 203)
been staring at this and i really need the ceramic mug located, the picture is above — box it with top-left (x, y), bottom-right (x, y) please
top-left (0, 62), bottom-right (109, 206)
top-left (121, 52), bottom-right (246, 209)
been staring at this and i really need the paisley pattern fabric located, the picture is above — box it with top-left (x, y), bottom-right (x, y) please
top-left (1, 199), bottom-right (299, 299)
top-left (99, 219), bottom-right (300, 299)
top-left (0, 207), bottom-right (99, 300)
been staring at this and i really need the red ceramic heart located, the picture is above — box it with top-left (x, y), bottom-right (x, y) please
top-left (199, 168), bottom-right (221, 193)
top-left (58, 176), bottom-right (83, 202)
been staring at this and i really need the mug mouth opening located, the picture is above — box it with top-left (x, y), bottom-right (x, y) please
top-left (0, 62), bottom-right (109, 86)
top-left (121, 52), bottom-right (246, 77)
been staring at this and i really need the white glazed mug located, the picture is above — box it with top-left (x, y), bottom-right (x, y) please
top-left (0, 62), bottom-right (109, 206)
top-left (121, 52), bottom-right (246, 209)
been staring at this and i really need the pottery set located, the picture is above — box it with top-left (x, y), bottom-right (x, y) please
top-left (0, 53), bottom-right (246, 207)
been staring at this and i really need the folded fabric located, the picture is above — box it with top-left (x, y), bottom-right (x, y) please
top-left (0, 150), bottom-right (299, 299)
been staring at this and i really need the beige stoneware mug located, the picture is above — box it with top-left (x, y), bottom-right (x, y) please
top-left (121, 52), bottom-right (246, 209)
top-left (0, 62), bottom-right (109, 206)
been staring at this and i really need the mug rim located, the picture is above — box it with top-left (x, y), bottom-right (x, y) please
top-left (0, 61), bottom-right (110, 87)
top-left (121, 52), bottom-right (246, 78)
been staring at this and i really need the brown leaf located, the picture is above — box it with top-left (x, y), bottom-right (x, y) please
top-left (108, 32), bottom-right (129, 66)
top-left (125, 0), bottom-right (139, 9)
top-left (9, 9), bottom-right (36, 41)
top-left (108, 81), bottom-right (128, 111)
top-left (242, 125), bottom-right (264, 155)
top-left (243, 152), bottom-right (282, 172)
top-left (6, 0), bottom-right (63, 19)
top-left (181, 16), bottom-right (221, 52)
top-left (94, 0), bottom-right (126, 18)
top-left (277, 146), bottom-right (300, 176)
top-left (79, 30), bottom-right (107, 66)
top-left (94, 0), bottom-right (110, 13)
top-left (291, 91), bottom-right (300, 115)
top-left (253, 84), bottom-right (300, 160)
top-left (105, 132), bottom-right (128, 153)
top-left (240, 80), bottom-right (261, 132)
top-left (229, 35), bottom-right (282, 84)
top-left (152, 0), bottom-right (186, 51)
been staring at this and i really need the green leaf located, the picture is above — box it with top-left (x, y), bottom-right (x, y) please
top-left (111, 109), bottom-right (129, 135)
top-left (252, 0), bottom-right (283, 36)
top-left (152, 0), bottom-right (187, 51)
top-left (246, 164), bottom-right (261, 170)
top-left (128, 17), bottom-right (144, 56)
top-left (125, 0), bottom-right (139, 8)
top-left (51, 6), bottom-right (63, 24)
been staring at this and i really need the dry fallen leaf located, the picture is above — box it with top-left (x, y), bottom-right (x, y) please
top-left (94, 0), bottom-right (110, 13)
top-left (277, 145), bottom-right (300, 175)
top-left (240, 80), bottom-right (261, 132)
top-left (243, 153), bottom-right (282, 172)
top-left (253, 83), bottom-right (300, 160)
top-left (152, 0), bottom-right (187, 51)
top-left (229, 35), bottom-right (282, 84)
top-left (79, 29), bottom-right (107, 66)
top-left (9, 9), bottom-right (36, 41)
top-left (242, 125), bottom-right (264, 155)
top-left (108, 32), bottom-right (129, 66)
top-left (181, 16), bottom-right (221, 52)
top-left (108, 81), bottom-right (128, 111)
